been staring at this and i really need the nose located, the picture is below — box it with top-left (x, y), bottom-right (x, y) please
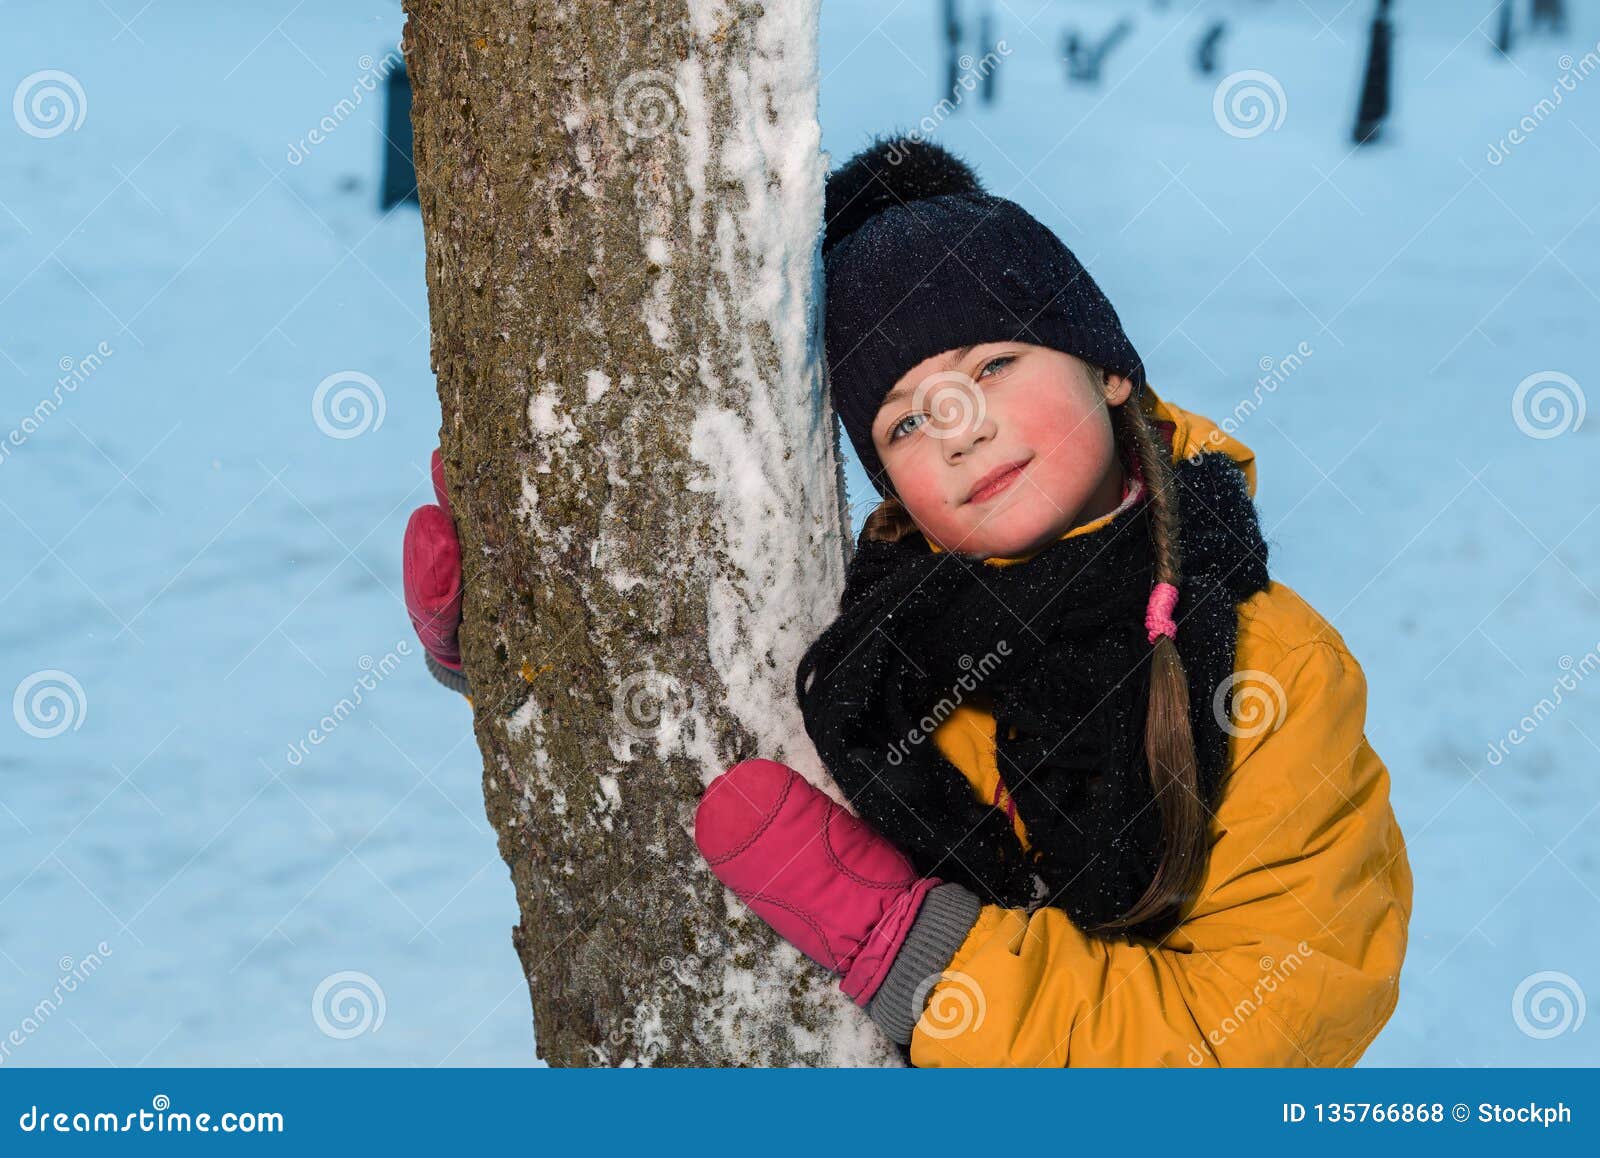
top-left (938, 396), bottom-right (994, 462)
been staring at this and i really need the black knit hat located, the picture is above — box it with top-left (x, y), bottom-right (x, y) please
top-left (823, 134), bottom-right (1147, 499)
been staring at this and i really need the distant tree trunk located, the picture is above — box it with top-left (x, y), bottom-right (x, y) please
top-left (1530, 0), bottom-right (1567, 35)
top-left (400, 0), bottom-right (886, 1066)
top-left (1352, 0), bottom-right (1393, 146)
top-left (1194, 21), bottom-right (1226, 77)
top-left (1493, 1), bottom-right (1515, 57)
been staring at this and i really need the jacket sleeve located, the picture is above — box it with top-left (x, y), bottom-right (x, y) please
top-left (908, 639), bottom-right (1414, 1067)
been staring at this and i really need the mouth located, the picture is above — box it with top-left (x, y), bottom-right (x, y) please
top-left (965, 457), bottom-right (1032, 505)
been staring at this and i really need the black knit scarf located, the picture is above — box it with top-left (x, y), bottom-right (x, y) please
top-left (795, 448), bottom-right (1272, 944)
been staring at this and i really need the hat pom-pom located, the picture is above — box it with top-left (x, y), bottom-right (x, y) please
top-left (823, 134), bottom-right (985, 256)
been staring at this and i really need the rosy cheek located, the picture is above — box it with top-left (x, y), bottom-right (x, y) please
top-left (1030, 406), bottom-right (1094, 463)
top-left (903, 480), bottom-right (944, 518)
top-left (1019, 399), bottom-right (1074, 440)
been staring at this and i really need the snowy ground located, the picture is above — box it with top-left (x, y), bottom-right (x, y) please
top-left (2, 0), bottom-right (1597, 1065)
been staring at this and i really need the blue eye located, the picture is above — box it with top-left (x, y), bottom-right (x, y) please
top-left (889, 412), bottom-right (926, 442)
top-left (885, 355), bottom-right (1015, 443)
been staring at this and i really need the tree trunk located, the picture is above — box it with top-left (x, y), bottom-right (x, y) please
top-left (400, 0), bottom-right (889, 1066)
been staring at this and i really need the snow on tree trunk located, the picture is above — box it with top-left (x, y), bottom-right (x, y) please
top-left (400, 0), bottom-right (890, 1066)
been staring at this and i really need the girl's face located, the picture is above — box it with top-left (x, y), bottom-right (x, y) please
top-left (870, 342), bottom-right (1134, 559)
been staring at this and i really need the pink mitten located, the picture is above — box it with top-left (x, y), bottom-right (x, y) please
top-left (403, 448), bottom-right (464, 673)
top-left (694, 758), bottom-right (940, 1007)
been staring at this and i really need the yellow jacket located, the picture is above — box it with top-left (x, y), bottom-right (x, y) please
top-left (910, 385), bottom-right (1414, 1067)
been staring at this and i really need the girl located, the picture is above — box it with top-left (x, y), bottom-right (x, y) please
top-left (693, 136), bottom-right (1413, 1067)
top-left (404, 135), bottom-right (1414, 1068)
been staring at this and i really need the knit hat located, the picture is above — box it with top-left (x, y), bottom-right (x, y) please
top-left (822, 134), bottom-right (1148, 499)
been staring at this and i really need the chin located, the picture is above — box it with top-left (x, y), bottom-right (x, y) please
top-left (961, 516), bottom-right (1058, 559)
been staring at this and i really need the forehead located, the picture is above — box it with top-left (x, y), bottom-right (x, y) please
top-left (897, 342), bottom-right (990, 384)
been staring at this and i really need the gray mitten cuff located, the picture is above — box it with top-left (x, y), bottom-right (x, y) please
top-left (425, 651), bottom-right (471, 697)
top-left (866, 882), bottom-right (983, 1046)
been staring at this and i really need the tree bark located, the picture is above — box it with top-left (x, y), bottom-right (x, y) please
top-left (400, 0), bottom-right (889, 1065)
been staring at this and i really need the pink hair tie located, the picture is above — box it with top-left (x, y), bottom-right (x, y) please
top-left (1145, 581), bottom-right (1179, 645)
